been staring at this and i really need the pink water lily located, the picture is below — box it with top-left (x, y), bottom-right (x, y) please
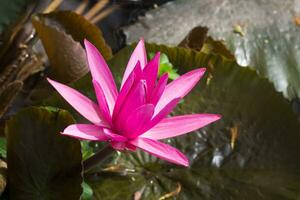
top-left (47, 39), bottom-right (221, 167)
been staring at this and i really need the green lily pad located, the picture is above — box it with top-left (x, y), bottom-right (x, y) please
top-left (6, 107), bottom-right (82, 199)
top-left (86, 44), bottom-right (300, 199)
top-left (32, 11), bottom-right (112, 83)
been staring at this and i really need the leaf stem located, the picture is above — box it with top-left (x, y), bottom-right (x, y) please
top-left (84, 0), bottom-right (109, 20)
top-left (83, 145), bottom-right (114, 173)
top-left (43, 0), bottom-right (63, 13)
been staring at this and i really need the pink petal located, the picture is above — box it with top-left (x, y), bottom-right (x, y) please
top-left (112, 62), bottom-right (142, 119)
top-left (103, 129), bottom-right (127, 142)
top-left (132, 61), bottom-right (144, 81)
top-left (143, 52), bottom-right (160, 95)
top-left (92, 80), bottom-right (111, 124)
top-left (143, 114), bottom-right (221, 140)
top-left (122, 104), bottom-right (155, 139)
top-left (121, 39), bottom-right (147, 88)
top-left (129, 137), bottom-right (189, 166)
top-left (141, 98), bottom-right (181, 133)
top-left (155, 68), bottom-right (206, 115)
top-left (149, 73), bottom-right (168, 105)
top-left (47, 78), bottom-right (104, 125)
top-left (62, 124), bottom-right (108, 141)
top-left (114, 80), bottom-right (147, 131)
top-left (84, 39), bottom-right (118, 114)
top-left (112, 71), bottom-right (135, 120)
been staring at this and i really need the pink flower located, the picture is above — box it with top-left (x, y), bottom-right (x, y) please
top-left (47, 39), bottom-right (221, 167)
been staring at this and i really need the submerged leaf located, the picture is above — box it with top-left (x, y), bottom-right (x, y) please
top-left (6, 107), bottom-right (82, 199)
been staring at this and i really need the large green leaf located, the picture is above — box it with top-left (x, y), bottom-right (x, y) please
top-left (32, 11), bottom-right (112, 83)
top-left (6, 107), bottom-right (82, 199)
top-left (86, 44), bottom-right (300, 199)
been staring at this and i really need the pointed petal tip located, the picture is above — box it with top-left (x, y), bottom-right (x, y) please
top-left (46, 77), bottom-right (54, 84)
top-left (46, 77), bottom-right (60, 88)
top-left (83, 38), bottom-right (91, 47)
top-left (139, 37), bottom-right (145, 43)
top-left (184, 68), bottom-right (206, 79)
top-left (177, 153), bottom-right (189, 167)
top-left (137, 38), bottom-right (145, 47)
top-left (176, 154), bottom-right (189, 167)
top-left (84, 39), bottom-right (97, 53)
top-left (201, 113), bottom-right (222, 120)
top-left (136, 38), bottom-right (146, 52)
top-left (154, 51), bottom-right (161, 57)
top-left (196, 67), bottom-right (206, 75)
top-left (161, 72), bottom-right (169, 79)
top-left (60, 131), bottom-right (79, 139)
top-left (153, 52), bottom-right (161, 61)
top-left (215, 114), bottom-right (222, 120)
top-left (182, 159), bottom-right (189, 167)
top-left (60, 131), bottom-right (76, 139)
top-left (196, 113), bottom-right (222, 122)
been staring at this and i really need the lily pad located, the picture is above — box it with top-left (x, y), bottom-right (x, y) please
top-left (6, 107), bottom-right (82, 199)
top-left (225, 23), bottom-right (300, 100)
top-left (124, 0), bottom-right (300, 100)
top-left (32, 11), bottom-right (112, 83)
top-left (86, 44), bottom-right (300, 199)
